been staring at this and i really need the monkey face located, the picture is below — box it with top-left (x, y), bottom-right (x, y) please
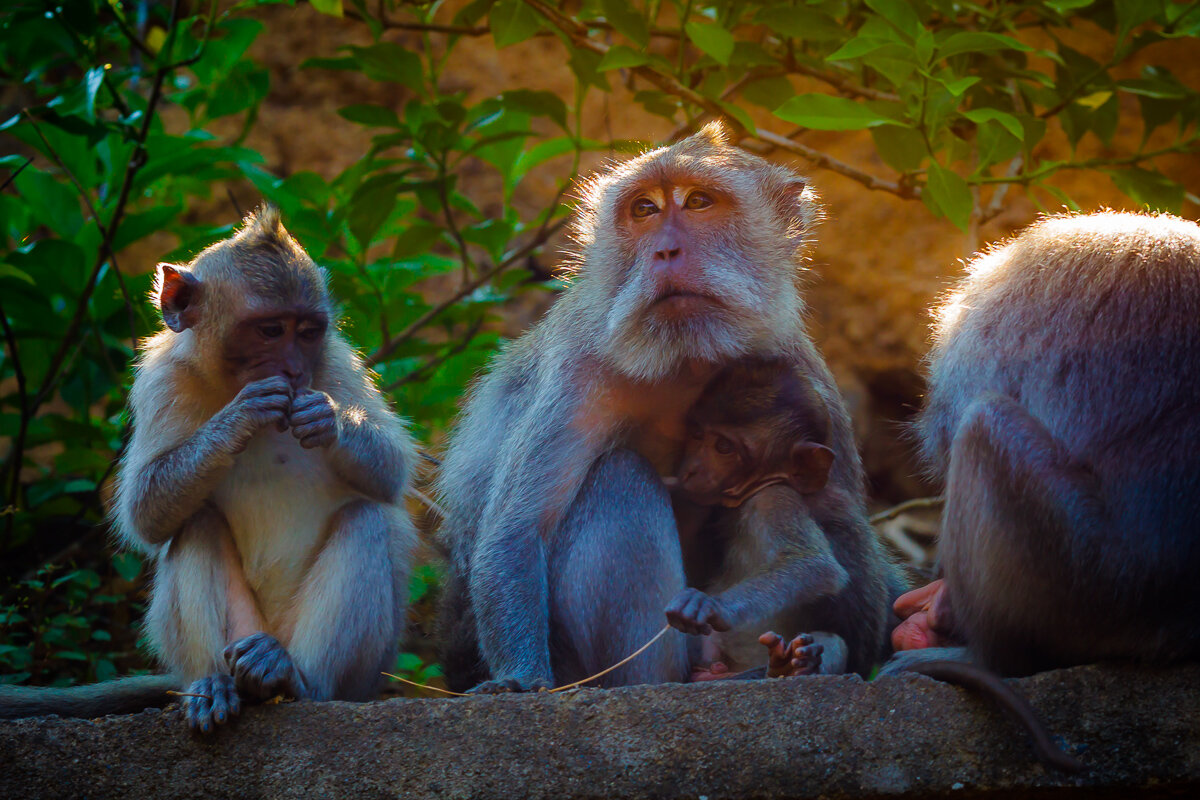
top-left (575, 124), bottom-right (822, 381)
top-left (221, 307), bottom-right (328, 392)
top-left (676, 423), bottom-right (752, 506)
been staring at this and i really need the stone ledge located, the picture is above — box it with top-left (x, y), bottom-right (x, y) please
top-left (2, 664), bottom-right (1198, 799)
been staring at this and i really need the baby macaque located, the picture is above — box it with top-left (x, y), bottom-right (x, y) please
top-left (664, 358), bottom-right (861, 679)
top-left (669, 358), bottom-right (834, 507)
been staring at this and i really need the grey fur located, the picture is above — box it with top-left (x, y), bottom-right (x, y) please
top-left (908, 210), bottom-right (1200, 676)
top-left (436, 125), bottom-right (900, 691)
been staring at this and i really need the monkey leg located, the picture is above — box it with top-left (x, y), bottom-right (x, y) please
top-left (283, 499), bottom-right (413, 701)
top-left (145, 504), bottom-right (258, 731)
top-left (548, 449), bottom-right (691, 687)
top-left (940, 393), bottom-right (1113, 675)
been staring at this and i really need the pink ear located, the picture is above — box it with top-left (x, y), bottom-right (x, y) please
top-left (157, 264), bottom-right (202, 333)
top-left (789, 442), bottom-right (834, 494)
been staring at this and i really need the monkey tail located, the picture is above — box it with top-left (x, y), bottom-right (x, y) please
top-left (909, 660), bottom-right (1085, 774)
top-left (0, 674), bottom-right (179, 720)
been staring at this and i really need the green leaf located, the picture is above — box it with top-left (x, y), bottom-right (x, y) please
top-left (490, 0), bottom-right (541, 48)
top-left (870, 126), bottom-right (927, 172)
top-left (499, 90), bottom-right (568, 129)
top-left (13, 168), bottom-right (83, 238)
top-left (755, 5), bottom-right (845, 42)
top-left (827, 36), bottom-right (902, 62)
top-left (685, 21), bottom-right (735, 65)
top-left (742, 75), bottom-right (794, 110)
top-left (865, 0), bottom-right (924, 40)
top-left (938, 76), bottom-right (981, 97)
top-left (112, 552), bottom-right (142, 582)
top-left (1108, 167), bottom-right (1185, 212)
top-left (568, 48), bottom-right (610, 90)
top-left (598, 45), bottom-right (650, 71)
top-left (962, 108), bottom-right (1024, 140)
top-left (345, 43), bottom-right (424, 89)
top-left (0, 264), bottom-right (35, 286)
top-left (311, 0), bottom-right (344, 17)
top-left (924, 162), bottom-right (973, 231)
top-left (936, 32), bottom-right (1032, 61)
top-left (601, 0), bottom-right (649, 46)
top-left (774, 94), bottom-right (900, 130)
top-left (338, 104), bottom-right (404, 128)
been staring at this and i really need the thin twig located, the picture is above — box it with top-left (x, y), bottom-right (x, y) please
top-left (384, 317), bottom-right (483, 392)
top-left (341, 4), bottom-right (681, 38)
top-left (870, 496), bottom-right (945, 525)
top-left (549, 625), bottom-right (672, 692)
top-left (754, 129), bottom-right (916, 198)
top-left (382, 624), bottom-right (673, 698)
top-left (23, 112), bottom-right (140, 353)
top-left (367, 218), bottom-right (569, 367)
top-left (0, 157), bottom-right (33, 194)
top-left (0, 300), bottom-right (28, 546)
top-left (166, 690), bottom-right (211, 700)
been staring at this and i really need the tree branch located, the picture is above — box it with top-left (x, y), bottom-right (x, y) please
top-left (367, 217), bottom-right (569, 367)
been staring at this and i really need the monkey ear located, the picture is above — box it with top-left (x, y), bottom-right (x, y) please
top-left (775, 179), bottom-right (823, 236)
top-left (788, 442), bottom-right (834, 494)
top-left (156, 264), bottom-right (202, 333)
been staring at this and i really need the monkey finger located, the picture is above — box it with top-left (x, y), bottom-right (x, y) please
top-left (893, 579), bottom-right (945, 619)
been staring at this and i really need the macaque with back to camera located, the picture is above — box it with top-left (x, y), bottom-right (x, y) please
top-left (436, 122), bottom-right (902, 694)
top-left (0, 208), bottom-right (416, 731)
top-left (881, 211), bottom-right (1200, 773)
top-left (664, 357), bottom-right (841, 680)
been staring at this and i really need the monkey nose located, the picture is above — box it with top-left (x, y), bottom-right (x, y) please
top-left (654, 246), bottom-right (682, 261)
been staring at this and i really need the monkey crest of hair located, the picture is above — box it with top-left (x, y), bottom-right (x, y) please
top-left (567, 121), bottom-right (824, 382)
top-left (152, 206), bottom-right (331, 337)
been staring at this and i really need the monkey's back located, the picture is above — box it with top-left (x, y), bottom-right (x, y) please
top-left (920, 211), bottom-right (1200, 667)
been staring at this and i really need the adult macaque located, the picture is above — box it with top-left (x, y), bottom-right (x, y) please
top-left (436, 123), bottom-right (899, 693)
top-left (884, 211), bottom-right (1200, 676)
top-left (0, 208), bottom-right (416, 730)
top-left (664, 358), bottom-right (877, 677)
top-left (880, 212), bottom-right (1200, 772)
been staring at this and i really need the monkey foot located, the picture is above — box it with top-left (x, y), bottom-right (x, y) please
top-left (223, 632), bottom-right (308, 701)
top-left (184, 673), bottom-right (240, 734)
top-left (690, 661), bottom-right (733, 682)
top-left (760, 631), bottom-right (823, 678)
top-left (468, 676), bottom-right (553, 694)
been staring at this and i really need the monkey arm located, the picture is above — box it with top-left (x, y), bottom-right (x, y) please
top-left (119, 412), bottom-right (247, 546)
top-left (714, 490), bottom-right (850, 631)
top-left (326, 402), bottom-right (413, 503)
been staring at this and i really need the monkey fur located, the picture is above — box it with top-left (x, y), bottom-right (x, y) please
top-left (882, 211), bottom-right (1200, 772)
top-left (436, 123), bottom-right (902, 693)
top-left (0, 208), bottom-right (416, 729)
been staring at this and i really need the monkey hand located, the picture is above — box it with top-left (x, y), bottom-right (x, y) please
top-left (183, 673), bottom-right (240, 734)
top-left (666, 588), bottom-right (733, 635)
top-left (288, 389), bottom-right (340, 449)
top-left (468, 675), bottom-right (554, 694)
top-left (220, 376), bottom-right (294, 451)
top-left (891, 578), bottom-right (958, 651)
top-left (223, 632), bottom-right (309, 701)
top-left (759, 631), bottom-right (823, 678)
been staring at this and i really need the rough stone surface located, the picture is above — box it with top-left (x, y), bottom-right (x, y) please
top-left (2, 664), bottom-right (1198, 799)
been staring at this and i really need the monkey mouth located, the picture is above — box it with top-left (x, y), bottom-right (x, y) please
top-left (651, 290), bottom-right (722, 315)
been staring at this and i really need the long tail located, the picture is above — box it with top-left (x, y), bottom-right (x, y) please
top-left (0, 675), bottom-right (180, 720)
top-left (909, 660), bottom-right (1085, 774)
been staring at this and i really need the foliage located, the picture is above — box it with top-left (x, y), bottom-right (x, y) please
top-left (2, 0), bottom-right (1198, 685)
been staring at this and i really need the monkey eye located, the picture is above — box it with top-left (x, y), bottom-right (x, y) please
top-left (631, 197), bottom-right (660, 218)
top-left (298, 325), bottom-right (324, 343)
top-left (258, 323), bottom-right (285, 339)
top-left (685, 191), bottom-right (714, 210)
top-left (714, 435), bottom-right (735, 455)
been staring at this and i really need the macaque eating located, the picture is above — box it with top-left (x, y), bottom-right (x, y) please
top-left (0, 208), bottom-right (416, 731)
